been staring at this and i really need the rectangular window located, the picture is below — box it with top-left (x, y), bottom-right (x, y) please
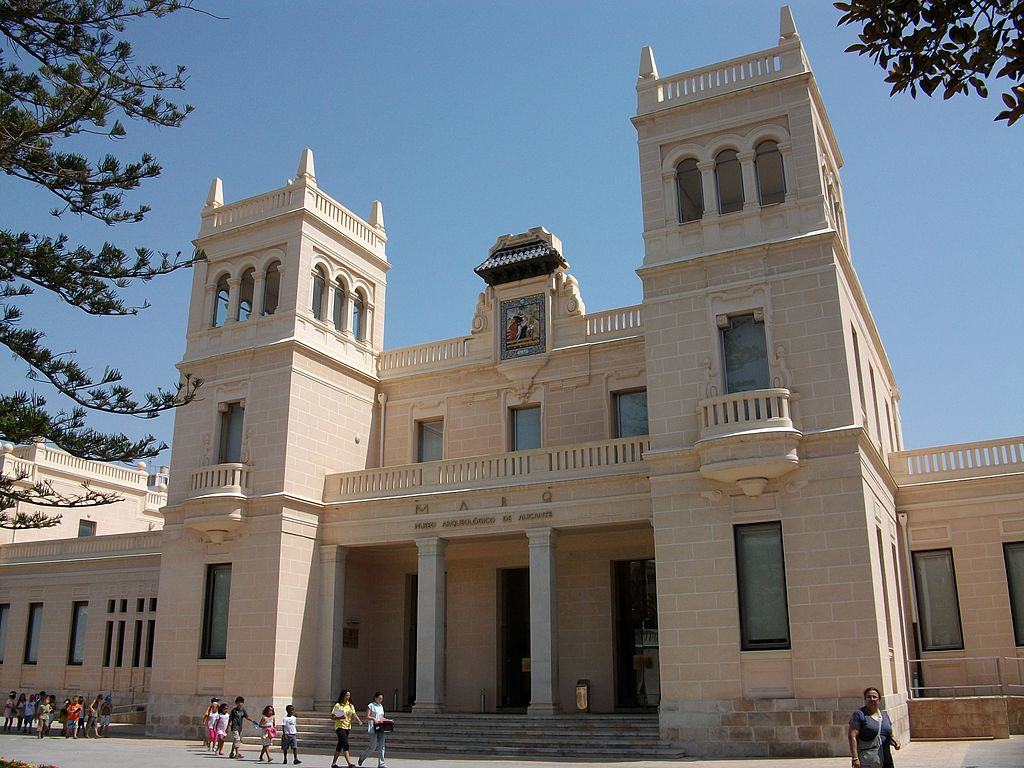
top-left (145, 619), bottom-right (156, 668)
top-left (852, 326), bottom-right (866, 412)
top-left (201, 563), bottom-right (232, 659)
top-left (67, 601), bottom-right (88, 665)
top-left (119, 599), bottom-right (127, 613)
top-left (78, 519), bottom-right (96, 537)
top-left (115, 620), bottom-right (126, 667)
top-left (136, 598), bottom-right (145, 613)
top-left (102, 621), bottom-right (113, 667)
top-left (912, 549), bottom-right (965, 651)
top-left (734, 522), bottom-right (791, 650)
top-left (218, 403), bottom-right (245, 464)
top-left (1004, 542), bottom-right (1024, 646)
top-left (510, 405), bottom-right (541, 451)
top-left (613, 389), bottom-right (648, 438)
top-left (0, 604), bottom-right (8, 663)
top-left (107, 599), bottom-right (115, 613)
top-left (416, 419), bottom-right (444, 463)
top-left (23, 603), bottom-right (43, 664)
top-left (132, 619), bottom-right (143, 667)
top-left (722, 314), bottom-right (769, 393)
top-left (149, 597), bottom-right (158, 612)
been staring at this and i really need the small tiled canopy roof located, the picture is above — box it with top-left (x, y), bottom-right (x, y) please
top-left (474, 238), bottom-right (568, 286)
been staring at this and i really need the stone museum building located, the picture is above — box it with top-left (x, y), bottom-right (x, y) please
top-left (1, 7), bottom-right (1022, 757)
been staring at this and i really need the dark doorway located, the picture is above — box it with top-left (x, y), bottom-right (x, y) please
top-left (499, 567), bottom-right (531, 709)
top-left (404, 574), bottom-right (417, 710)
top-left (614, 559), bottom-right (660, 708)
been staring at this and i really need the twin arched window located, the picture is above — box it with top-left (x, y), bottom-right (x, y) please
top-left (676, 139), bottom-right (786, 223)
top-left (209, 260), bottom-right (282, 328)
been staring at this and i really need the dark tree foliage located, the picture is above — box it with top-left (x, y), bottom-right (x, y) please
top-left (835, 0), bottom-right (1024, 126)
top-left (0, 0), bottom-right (203, 526)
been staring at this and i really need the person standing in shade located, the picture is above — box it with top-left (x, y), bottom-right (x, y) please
top-left (357, 692), bottom-right (387, 768)
top-left (331, 689), bottom-right (362, 768)
top-left (849, 687), bottom-right (901, 768)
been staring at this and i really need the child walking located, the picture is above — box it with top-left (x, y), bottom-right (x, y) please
top-left (36, 695), bottom-right (52, 738)
top-left (257, 705), bottom-right (276, 763)
top-left (215, 702), bottom-right (230, 755)
top-left (281, 704), bottom-right (301, 765)
top-left (228, 696), bottom-right (252, 760)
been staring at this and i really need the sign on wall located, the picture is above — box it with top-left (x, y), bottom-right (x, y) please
top-left (500, 294), bottom-right (545, 360)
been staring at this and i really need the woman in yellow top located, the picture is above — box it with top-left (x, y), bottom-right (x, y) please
top-left (330, 689), bottom-right (362, 768)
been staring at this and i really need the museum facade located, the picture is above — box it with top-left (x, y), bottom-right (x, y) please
top-left (1, 7), bottom-right (1022, 757)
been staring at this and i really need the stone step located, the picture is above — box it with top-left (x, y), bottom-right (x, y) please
top-left (287, 712), bottom-right (683, 760)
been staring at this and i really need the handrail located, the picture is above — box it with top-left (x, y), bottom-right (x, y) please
top-left (890, 436), bottom-right (1024, 484)
top-left (906, 655), bottom-right (1024, 698)
top-left (325, 436), bottom-right (649, 502)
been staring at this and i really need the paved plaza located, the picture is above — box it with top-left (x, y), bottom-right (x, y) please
top-left (0, 727), bottom-right (1022, 768)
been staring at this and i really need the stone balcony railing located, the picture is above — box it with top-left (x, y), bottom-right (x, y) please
top-left (324, 436), bottom-right (649, 503)
top-left (695, 388), bottom-right (800, 497)
top-left (0, 530), bottom-right (163, 565)
top-left (889, 436), bottom-right (1024, 486)
top-left (585, 305), bottom-right (643, 342)
top-left (698, 388), bottom-right (795, 440)
top-left (188, 463), bottom-right (252, 499)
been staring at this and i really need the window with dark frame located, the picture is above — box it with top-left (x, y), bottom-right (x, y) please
top-left (311, 266), bottom-right (327, 320)
top-left (613, 390), bottom-right (648, 438)
top-left (115, 620), bottom-right (126, 667)
top-left (102, 621), bottom-right (113, 667)
top-left (145, 618), bottom-right (156, 668)
top-left (912, 548), bottom-right (965, 651)
top-left (734, 522), bottom-right (791, 650)
top-left (132, 619), bottom-right (143, 667)
top-left (262, 261), bottom-right (281, 316)
top-left (721, 314), bottom-right (770, 394)
top-left (510, 405), bottom-right (541, 451)
top-left (754, 140), bottom-right (786, 205)
top-left (218, 403), bottom-right (245, 464)
top-left (675, 158), bottom-right (704, 222)
top-left (416, 419), bottom-right (444, 463)
top-left (212, 274), bottom-right (230, 327)
top-left (67, 601), bottom-right (88, 665)
top-left (201, 563), bottom-right (232, 659)
top-left (714, 148), bottom-right (744, 214)
top-left (237, 268), bottom-right (255, 321)
top-left (1004, 542), bottom-right (1024, 646)
top-left (23, 602), bottom-right (43, 664)
top-left (77, 519), bottom-right (96, 537)
top-left (0, 604), bottom-right (9, 663)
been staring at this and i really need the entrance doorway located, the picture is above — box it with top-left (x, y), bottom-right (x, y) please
top-left (614, 559), bottom-right (660, 708)
top-left (499, 567), bottom-right (530, 709)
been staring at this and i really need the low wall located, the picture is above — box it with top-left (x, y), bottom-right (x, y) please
top-left (908, 697), bottom-right (1024, 739)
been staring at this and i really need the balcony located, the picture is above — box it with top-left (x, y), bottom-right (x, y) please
top-left (695, 388), bottom-right (800, 497)
top-left (324, 437), bottom-right (649, 503)
top-left (184, 462), bottom-right (252, 542)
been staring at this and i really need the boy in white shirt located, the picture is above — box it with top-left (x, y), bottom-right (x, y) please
top-left (281, 704), bottom-right (301, 765)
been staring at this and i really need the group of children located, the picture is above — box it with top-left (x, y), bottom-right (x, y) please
top-left (203, 696), bottom-right (300, 764)
top-left (3, 690), bottom-right (113, 738)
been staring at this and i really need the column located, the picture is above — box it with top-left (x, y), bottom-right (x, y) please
top-left (697, 160), bottom-right (717, 218)
top-left (252, 270), bottom-right (266, 318)
top-left (225, 276), bottom-right (241, 324)
top-left (738, 150), bottom-right (758, 211)
top-left (413, 537), bottom-right (447, 714)
top-left (316, 544), bottom-right (348, 706)
top-left (527, 526), bottom-right (559, 715)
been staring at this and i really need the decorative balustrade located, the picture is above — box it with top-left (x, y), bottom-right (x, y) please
top-left (145, 491), bottom-right (168, 512)
top-left (325, 437), bottom-right (648, 502)
top-left (189, 463), bottom-right (251, 498)
top-left (0, 531), bottom-right (163, 564)
top-left (890, 436), bottom-right (1024, 485)
top-left (378, 336), bottom-right (474, 375)
top-left (637, 39), bottom-right (806, 115)
top-left (200, 185), bottom-right (385, 256)
top-left (698, 388), bottom-right (794, 441)
top-left (585, 305), bottom-right (643, 341)
top-left (1, 443), bottom-right (147, 487)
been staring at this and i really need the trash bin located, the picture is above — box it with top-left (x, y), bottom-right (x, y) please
top-left (575, 679), bottom-right (590, 712)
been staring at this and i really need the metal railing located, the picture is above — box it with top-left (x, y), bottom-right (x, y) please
top-left (908, 655), bottom-right (1024, 698)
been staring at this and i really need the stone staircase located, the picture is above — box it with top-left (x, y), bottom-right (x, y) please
top-left (294, 711), bottom-right (685, 760)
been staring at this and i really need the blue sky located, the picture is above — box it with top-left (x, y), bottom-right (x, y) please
top-left (2, 1), bottom-right (1021, 470)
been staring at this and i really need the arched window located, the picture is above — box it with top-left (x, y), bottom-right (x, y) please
top-left (714, 149), bottom-right (744, 214)
top-left (755, 140), bottom-right (786, 205)
top-left (332, 280), bottom-right (346, 332)
top-left (262, 261), bottom-right (281, 316)
top-left (237, 268), bottom-right (255, 321)
top-left (675, 158), bottom-right (703, 223)
top-left (311, 265), bottom-right (327, 321)
top-left (351, 290), bottom-right (366, 342)
top-left (212, 275), bottom-right (229, 328)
